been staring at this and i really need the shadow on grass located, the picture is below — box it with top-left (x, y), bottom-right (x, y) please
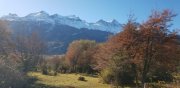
top-left (28, 76), bottom-right (75, 88)
top-left (31, 83), bottom-right (76, 88)
top-left (31, 83), bottom-right (61, 88)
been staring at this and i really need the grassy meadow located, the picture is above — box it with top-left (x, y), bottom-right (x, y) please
top-left (28, 72), bottom-right (111, 88)
top-left (28, 72), bottom-right (180, 88)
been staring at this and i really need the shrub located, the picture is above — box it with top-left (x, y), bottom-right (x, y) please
top-left (146, 83), bottom-right (167, 88)
top-left (147, 69), bottom-right (174, 83)
top-left (118, 72), bottom-right (135, 85)
top-left (0, 64), bottom-right (28, 88)
top-left (152, 72), bottom-right (173, 82)
top-left (99, 67), bottom-right (135, 87)
top-left (40, 55), bottom-right (70, 75)
top-left (42, 66), bottom-right (48, 75)
top-left (99, 68), bottom-right (114, 83)
top-left (40, 60), bottom-right (49, 75)
top-left (78, 76), bottom-right (86, 81)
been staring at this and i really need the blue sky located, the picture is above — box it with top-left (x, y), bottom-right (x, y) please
top-left (0, 0), bottom-right (179, 29)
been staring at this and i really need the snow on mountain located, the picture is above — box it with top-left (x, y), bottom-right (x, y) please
top-left (1, 13), bottom-right (20, 21)
top-left (51, 14), bottom-right (89, 30)
top-left (24, 11), bottom-right (55, 24)
top-left (26, 11), bottom-right (49, 18)
top-left (0, 11), bottom-right (122, 33)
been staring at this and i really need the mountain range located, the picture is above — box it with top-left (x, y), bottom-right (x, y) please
top-left (0, 11), bottom-right (122, 54)
top-left (1, 11), bottom-right (122, 33)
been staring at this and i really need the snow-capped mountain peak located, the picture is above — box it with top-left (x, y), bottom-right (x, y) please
top-left (23, 11), bottom-right (55, 23)
top-left (26, 11), bottom-right (49, 18)
top-left (7, 13), bottom-right (18, 17)
top-left (1, 13), bottom-right (19, 21)
top-left (111, 19), bottom-right (119, 25)
top-left (0, 11), bottom-right (122, 33)
top-left (67, 15), bottom-right (80, 20)
top-left (96, 19), bottom-right (107, 24)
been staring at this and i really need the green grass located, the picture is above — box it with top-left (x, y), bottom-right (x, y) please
top-left (28, 72), bottom-right (111, 88)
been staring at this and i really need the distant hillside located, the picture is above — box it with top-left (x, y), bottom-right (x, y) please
top-left (6, 20), bottom-right (112, 54)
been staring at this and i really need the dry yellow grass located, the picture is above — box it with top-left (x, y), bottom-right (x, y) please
top-left (28, 72), bottom-right (111, 88)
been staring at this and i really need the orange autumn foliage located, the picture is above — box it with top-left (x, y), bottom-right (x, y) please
top-left (94, 10), bottom-right (180, 85)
